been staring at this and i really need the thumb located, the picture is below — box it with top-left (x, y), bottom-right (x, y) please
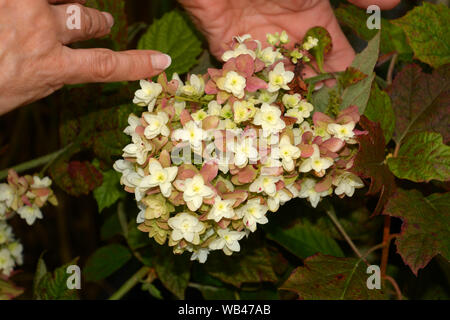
top-left (61, 47), bottom-right (172, 84)
top-left (347, 0), bottom-right (401, 10)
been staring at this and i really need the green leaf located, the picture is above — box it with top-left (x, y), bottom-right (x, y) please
top-left (280, 254), bottom-right (386, 299)
top-left (84, 244), bottom-right (131, 282)
top-left (383, 189), bottom-right (450, 275)
top-left (141, 282), bottom-right (163, 300)
top-left (303, 27), bottom-right (332, 73)
top-left (141, 245), bottom-right (191, 299)
top-left (205, 243), bottom-right (277, 288)
top-left (392, 2), bottom-right (450, 68)
top-left (364, 83), bottom-right (395, 142)
top-left (0, 278), bottom-right (23, 300)
top-left (265, 220), bottom-right (344, 259)
top-left (335, 4), bottom-right (412, 57)
top-left (388, 132), bottom-right (450, 183)
top-left (88, 0), bottom-right (128, 50)
top-left (101, 213), bottom-right (122, 240)
top-left (34, 258), bottom-right (79, 300)
top-left (138, 10), bottom-right (203, 77)
top-left (350, 116), bottom-right (396, 215)
top-left (32, 254), bottom-right (48, 299)
top-left (388, 64), bottom-right (449, 145)
top-left (340, 32), bottom-right (380, 113)
top-left (93, 170), bottom-right (123, 212)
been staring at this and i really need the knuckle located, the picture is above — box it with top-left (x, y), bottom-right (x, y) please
top-left (81, 8), bottom-right (96, 36)
top-left (91, 50), bottom-right (117, 80)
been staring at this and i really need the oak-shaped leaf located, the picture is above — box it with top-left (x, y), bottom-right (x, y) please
top-left (383, 189), bottom-right (450, 275)
top-left (364, 83), bottom-right (395, 143)
top-left (350, 116), bottom-right (396, 215)
top-left (388, 132), bottom-right (450, 183)
top-left (392, 2), bottom-right (450, 68)
top-left (279, 254), bottom-right (386, 300)
top-left (388, 64), bottom-right (449, 144)
top-left (93, 169), bottom-right (123, 212)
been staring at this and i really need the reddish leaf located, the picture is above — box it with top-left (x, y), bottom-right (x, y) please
top-left (351, 116), bottom-right (396, 215)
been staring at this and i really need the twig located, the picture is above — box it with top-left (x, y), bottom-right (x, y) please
top-left (380, 215), bottom-right (392, 277)
top-left (0, 145), bottom-right (71, 180)
top-left (108, 266), bottom-right (150, 300)
top-left (383, 275), bottom-right (403, 300)
top-left (386, 53), bottom-right (398, 86)
top-left (324, 204), bottom-right (366, 263)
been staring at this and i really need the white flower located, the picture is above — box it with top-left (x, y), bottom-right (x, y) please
top-left (123, 114), bottom-right (141, 136)
top-left (207, 101), bottom-right (222, 116)
top-left (268, 189), bottom-right (291, 212)
top-left (299, 144), bottom-right (333, 173)
top-left (122, 135), bottom-right (152, 166)
top-left (181, 74), bottom-right (205, 97)
top-left (231, 136), bottom-right (259, 168)
top-left (17, 205), bottom-right (43, 226)
top-left (222, 43), bottom-right (256, 61)
top-left (207, 196), bottom-right (235, 222)
top-left (172, 121), bottom-right (207, 154)
top-left (177, 174), bottom-right (215, 211)
top-left (0, 184), bottom-right (14, 208)
top-left (0, 248), bottom-right (14, 277)
top-left (192, 109), bottom-right (208, 125)
top-left (303, 36), bottom-right (319, 50)
top-left (277, 136), bottom-right (301, 171)
top-left (249, 175), bottom-right (281, 197)
top-left (136, 202), bottom-right (146, 223)
top-left (293, 122), bottom-right (313, 144)
top-left (236, 198), bottom-right (269, 232)
top-left (333, 172), bottom-right (364, 197)
top-left (327, 122), bottom-right (356, 141)
top-left (0, 203), bottom-right (7, 220)
top-left (286, 183), bottom-right (300, 198)
top-left (143, 111), bottom-right (170, 139)
top-left (266, 32), bottom-right (280, 46)
top-left (168, 212), bottom-right (205, 245)
top-left (31, 176), bottom-right (52, 189)
top-left (256, 90), bottom-right (278, 104)
top-left (122, 168), bottom-right (147, 201)
top-left (0, 223), bottom-right (13, 245)
top-left (133, 80), bottom-right (162, 111)
top-left (282, 94), bottom-right (302, 108)
top-left (298, 178), bottom-right (330, 208)
top-left (190, 248), bottom-right (210, 263)
top-left (8, 242), bottom-right (23, 265)
top-left (268, 62), bottom-right (294, 92)
top-left (209, 228), bottom-right (245, 254)
top-left (253, 103), bottom-right (286, 137)
top-left (280, 31), bottom-right (289, 44)
top-left (219, 71), bottom-right (246, 99)
top-left (113, 159), bottom-right (134, 184)
top-left (257, 47), bottom-right (282, 66)
top-left (234, 34), bottom-right (252, 43)
top-left (233, 100), bottom-right (255, 123)
top-left (140, 160), bottom-right (178, 197)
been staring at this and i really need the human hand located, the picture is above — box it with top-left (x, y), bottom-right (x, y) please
top-left (179, 0), bottom-right (400, 75)
top-left (0, 0), bottom-right (172, 115)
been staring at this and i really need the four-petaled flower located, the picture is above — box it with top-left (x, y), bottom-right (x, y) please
top-left (168, 212), bottom-right (205, 245)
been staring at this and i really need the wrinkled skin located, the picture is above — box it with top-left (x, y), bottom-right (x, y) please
top-left (179, 0), bottom-right (400, 75)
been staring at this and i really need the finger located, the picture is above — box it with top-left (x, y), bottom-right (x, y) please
top-left (48, 0), bottom-right (86, 4)
top-left (347, 0), bottom-right (401, 10)
top-left (51, 4), bottom-right (114, 44)
top-left (61, 47), bottom-right (172, 84)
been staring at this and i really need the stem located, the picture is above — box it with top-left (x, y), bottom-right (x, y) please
top-left (324, 204), bottom-right (366, 263)
top-left (0, 145), bottom-right (70, 180)
top-left (380, 215), bottom-right (392, 277)
top-left (383, 275), bottom-right (403, 300)
top-left (386, 53), bottom-right (398, 86)
top-left (109, 266), bottom-right (150, 300)
top-left (174, 95), bottom-right (208, 106)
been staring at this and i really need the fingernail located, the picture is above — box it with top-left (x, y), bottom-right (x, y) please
top-left (314, 82), bottom-right (324, 91)
top-left (151, 54), bottom-right (172, 70)
top-left (102, 12), bottom-right (114, 28)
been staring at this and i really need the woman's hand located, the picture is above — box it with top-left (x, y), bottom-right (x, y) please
top-left (179, 0), bottom-right (400, 74)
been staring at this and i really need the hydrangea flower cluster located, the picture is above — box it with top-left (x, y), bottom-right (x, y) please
top-left (115, 32), bottom-right (365, 263)
top-left (0, 170), bottom-right (57, 225)
top-left (0, 221), bottom-right (23, 277)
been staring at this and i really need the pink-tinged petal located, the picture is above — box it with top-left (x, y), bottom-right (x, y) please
top-left (217, 91), bottom-right (230, 104)
top-left (275, 180), bottom-right (285, 191)
top-left (299, 144), bottom-right (315, 158)
top-left (169, 191), bottom-right (185, 206)
top-left (173, 180), bottom-right (186, 191)
top-left (135, 125), bottom-right (145, 136)
top-left (313, 112), bottom-right (334, 126)
top-left (202, 116), bottom-right (220, 130)
top-left (167, 79), bottom-right (180, 95)
top-left (159, 150), bottom-right (171, 167)
top-left (354, 129), bottom-right (368, 136)
top-left (223, 59), bottom-right (237, 73)
top-left (321, 138), bottom-right (345, 153)
top-left (312, 136), bottom-right (323, 145)
top-left (218, 219), bottom-right (231, 229)
top-left (124, 186), bottom-right (135, 194)
top-left (215, 181), bottom-right (230, 194)
top-left (244, 39), bottom-right (258, 51)
top-left (203, 194), bottom-right (216, 205)
top-left (7, 169), bottom-right (20, 186)
top-left (162, 104), bottom-right (175, 120)
top-left (236, 54), bottom-right (255, 77)
top-left (146, 187), bottom-right (160, 195)
top-left (302, 131), bottom-right (313, 144)
top-left (213, 130), bottom-right (228, 153)
top-left (177, 170), bottom-right (197, 181)
top-left (237, 165), bottom-right (258, 184)
top-left (282, 116), bottom-right (298, 126)
top-left (157, 72), bottom-right (168, 90)
top-left (200, 161), bottom-right (219, 182)
top-left (254, 58), bottom-right (265, 72)
top-left (314, 176), bottom-right (332, 193)
top-left (33, 188), bottom-right (50, 197)
top-left (205, 80), bottom-right (218, 94)
top-left (208, 68), bottom-right (223, 80)
top-left (261, 166), bottom-right (283, 176)
top-left (180, 109), bottom-right (193, 126)
top-left (246, 76), bottom-right (268, 92)
top-left (223, 190), bottom-right (248, 207)
top-left (198, 212), bottom-right (209, 221)
top-left (21, 195), bottom-right (32, 207)
top-left (337, 105), bottom-right (360, 124)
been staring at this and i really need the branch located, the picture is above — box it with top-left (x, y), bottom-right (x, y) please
top-left (109, 266), bottom-right (150, 300)
top-left (386, 53), bottom-right (398, 86)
